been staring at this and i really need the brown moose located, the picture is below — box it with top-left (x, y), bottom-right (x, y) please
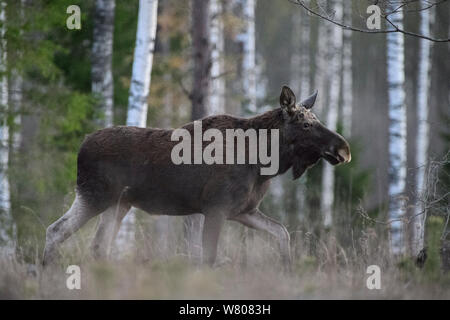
top-left (43, 86), bottom-right (351, 268)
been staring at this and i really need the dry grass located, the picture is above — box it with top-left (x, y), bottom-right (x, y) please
top-left (1, 221), bottom-right (449, 300)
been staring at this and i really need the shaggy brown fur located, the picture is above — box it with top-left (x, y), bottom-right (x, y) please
top-left (43, 86), bottom-right (351, 268)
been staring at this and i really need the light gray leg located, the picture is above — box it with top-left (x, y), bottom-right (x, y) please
top-left (90, 204), bottom-right (130, 260)
top-left (202, 213), bottom-right (225, 266)
top-left (184, 214), bottom-right (204, 263)
top-left (43, 194), bottom-right (98, 266)
top-left (230, 209), bottom-right (291, 270)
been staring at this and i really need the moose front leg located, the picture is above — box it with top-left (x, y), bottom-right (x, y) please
top-left (230, 209), bottom-right (291, 270)
top-left (201, 212), bottom-right (225, 266)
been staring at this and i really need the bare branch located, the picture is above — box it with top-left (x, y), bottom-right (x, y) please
top-left (290, 0), bottom-right (450, 43)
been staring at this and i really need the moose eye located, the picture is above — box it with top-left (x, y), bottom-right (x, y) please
top-left (303, 122), bottom-right (310, 129)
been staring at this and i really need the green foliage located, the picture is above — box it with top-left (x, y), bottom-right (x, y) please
top-left (334, 140), bottom-right (371, 207)
top-left (113, 0), bottom-right (139, 124)
top-left (4, 0), bottom-right (97, 258)
top-left (435, 112), bottom-right (450, 228)
top-left (10, 86), bottom-right (97, 258)
top-left (423, 216), bottom-right (444, 280)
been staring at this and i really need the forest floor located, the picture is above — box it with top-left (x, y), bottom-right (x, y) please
top-left (1, 256), bottom-right (450, 299)
top-left (1, 228), bottom-right (450, 299)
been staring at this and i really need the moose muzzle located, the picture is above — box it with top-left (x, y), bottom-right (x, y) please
top-left (323, 142), bottom-right (351, 165)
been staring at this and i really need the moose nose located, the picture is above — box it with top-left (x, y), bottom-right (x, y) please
top-left (337, 145), bottom-right (351, 163)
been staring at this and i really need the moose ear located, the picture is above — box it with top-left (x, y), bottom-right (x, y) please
top-left (280, 85), bottom-right (296, 114)
top-left (300, 90), bottom-right (318, 109)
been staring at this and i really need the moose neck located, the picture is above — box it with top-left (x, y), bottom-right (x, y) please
top-left (246, 109), bottom-right (297, 179)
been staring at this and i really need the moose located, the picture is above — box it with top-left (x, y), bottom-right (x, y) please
top-left (42, 86), bottom-right (351, 268)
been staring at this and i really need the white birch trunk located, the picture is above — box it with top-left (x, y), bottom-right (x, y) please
top-left (314, 17), bottom-right (328, 118)
top-left (11, 0), bottom-right (25, 152)
top-left (237, 0), bottom-right (256, 114)
top-left (299, 11), bottom-right (310, 100)
top-left (209, 0), bottom-right (225, 114)
top-left (342, 0), bottom-right (352, 137)
top-left (290, 12), bottom-right (302, 94)
top-left (386, 6), bottom-right (407, 255)
top-left (0, 1), bottom-right (15, 250)
top-left (11, 71), bottom-right (22, 152)
top-left (413, 6), bottom-right (433, 256)
top-left (320, 0), bottom-right (343, 228)
top-left (116, 0), bottom-right (159, 253)
top-left (92, 0), bottom-right (115, 127)
top-left (126, 0), bottom-right (158, 128)
top-left (298, 10), bottom-right (310, 219)
top-left (290, 10), bottom-right (310, 222)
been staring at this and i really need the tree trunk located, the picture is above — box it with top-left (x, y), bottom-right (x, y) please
top-left (126, 0), bottom-right (158, 127)
top-left (288, 9), bottom-right (302, 227)
top-left (208, 0), bottom-right (225, 115)
top-left (191, 0), bottom-right (211, 121)
top-left (115, 0), bottom-right (159, 254)
top-left (0, 1), bottom-right (15, 251)
top-left (152, 0), bottom-right (172, 260)
top-left (184, 0), bottom-right (211, 262)
top-left (386, 4), bottom-right (407, 255)
top-left (320, 0), bottom-right (343, 228)
top-left (314, 14), bottom-right (328, 119)
top-left (92, 0), bottom-right (115, 127)
top-left (236, 0), bottom-right (256, 114)
top-left (299, 10), bottom-right (310, 100)
top-left (413, 6), bottom-right (434, 256)
top-left (341, 0), bottom-right (352, 137)
top-left (288, 9), bottom-right (310, 228)
top-left (290, 11), bottom-right (301, 95)
top-left (10, 72), bottom-right (22, 152)
top-left (10, 0), bottom-right (25, 152)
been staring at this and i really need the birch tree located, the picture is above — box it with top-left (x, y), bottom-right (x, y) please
top-left (11, 0), bottom-right (25, 152)
top-left (320, 0), bottom-right (343, 228)
top-left (341, 0), bottom-right (352, 137)
top-left (299, 12), bottom-right (311, 99)
top-left (413, 5), bottom-right (434, 256)
top-left (0, 1), bottom-right (15, 250)
top-left (236, 0), bottom-right (256, 114)
top-left (126, 0), bottom-right (158, 128)
top-left (209, 0), bottom-right (225, 115)
top-left (288, 9), bottom-right (310, 226)
top-left (290, 12), bottom-right (301, 95)
top-left (386, 4), bottom-right (407, 255)
top-left (92, 0), bottom-right (115, 127)
top-left (290, 8), bottom-right (310, 97)
top-left (10, 72), bottom-right (22, 152)
top-left (314, 15), bottom-right (328, 119)
top-left (116, 0), bottom-right (159, 252)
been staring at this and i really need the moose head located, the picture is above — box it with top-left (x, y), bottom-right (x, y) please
top-left (278, 85), bottom-right (351, 179)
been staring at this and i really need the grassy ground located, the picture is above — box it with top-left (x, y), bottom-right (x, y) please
top-left (1, 223), bottom-right (449, 299)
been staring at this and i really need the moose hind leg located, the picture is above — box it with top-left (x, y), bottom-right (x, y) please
top-left (202, 213), bottom-right (225, 266)
top-left (230, 209), bottom-right (291, 270)
top-left (43, 194), bottom-right (99, 266)
top-left (90, 203), bottom-right (130, 260)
